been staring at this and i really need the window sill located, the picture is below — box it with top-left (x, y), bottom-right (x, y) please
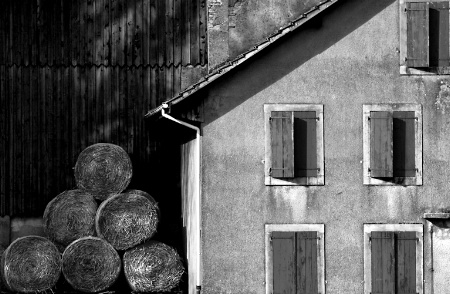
top-left (265, 176), bottom-right (324, 186)
top-left (363, 176), bottom-right (422, 186)
top-left (400, 65), bottom-right (450, 75)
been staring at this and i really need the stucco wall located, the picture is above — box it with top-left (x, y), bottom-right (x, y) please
top-left (196, 0), bottom-right (450, 293)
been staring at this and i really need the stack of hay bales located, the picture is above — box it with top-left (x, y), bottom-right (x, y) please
top-left (1, 143), bottom-right (184, 293)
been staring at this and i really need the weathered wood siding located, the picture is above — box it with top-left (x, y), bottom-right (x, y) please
top-left (0, 0), bottom-right (208, 216)
top-left (0, 0), bottom-right (207, 66)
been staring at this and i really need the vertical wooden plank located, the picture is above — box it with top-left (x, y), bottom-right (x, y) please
top-left (199, 0), bottom-right (207, 65)
top-left (370, 111), bottom-right (393, 178)
top-left (406, 2), bottom-right (429, 67)
top-left (429, 2), bottom-right (449, 66)
top-left (12, 0), bottom-right (20, 65)
top-left (87, 66), bottom-right (95, 145)
top-left (158, 67), bottom-right (165, 105)
top-left (190, 0), bottom-right (200, 65)
top-left (127, 67), bottom-right (135, 153)
top-left (173, 0), bottom-right (182, 66)
top-left (0, 66), bottom-right (6, 214)
top-left (8, 67), bottom-right (14, 214)
top-left (371, 231), bottom-right (395, 294)
top-left (166, 0), bottom-right (174, 65)
top-left (134, 0), bottom-right (143, 66)
top-left (48, 0), bottom-right (56, 66)
top-left (272, 232), bottom-right (296, 294)
top-left (22, 68), bottom-right (31, 212)
top-left (174, 65), bottom-right (182, 95)
top-left (111, 67), bottom-right (119, 144)
top-left (270, 111), bottom-right (294, 178)
top-left (182, 0), bottom-right (190, 65)
top-left (166, 65), bottom-right (174, 99)
top-left (142, 0), bottom-right (150, 65)
top-left (104, 0), bottom-right (111, 65)
top-left (17, 66), bottom-right (24, 212)
top-left (104, 66), bottom-right (111, 142)
top-left (79, 0), bottom-right (87, 65)
top-left (149, 0), bottom-right (158, 65)
top-left (94, 0), bottom-right (103, 64)
top-left (71, 67), bottom-right (79, 164)
top-left (30, 67), bottom-right (38, 211)
top-left (126, 0), bottom-right (135, 66)
top-left (158, 0), bottom-right (166, 66)
top-left (56, 67), bottom-right (63, 193)
top-left (62, 67), bottom-right (72, 187)
top-left (119, 67), bottom-right (127, 148)
top-left (61, 0), bottom-right (70, 65)
top-left (22, 0), bottom-right (30, 66)
top-left (54, 0), bottom-right (62, 65)
top-left (30, 0), bottom-right (38, 65)
top-left (8, 0), bottom-right (14, 65)
top-left (294, 111), bottom-right (317, 177)
top-left (70, 0), bottom-right (80, 65)
top-left (86, 0), bottom-right (95, 64)
top-left (393, 111), bottom-right (416, 177)
top-left (150, 65), bottom-right (158, 109)
top-left (397, 232), bottom-right (417, 294)
top-left (0, 1), bottom-right (5, 64)
top-left (110, 0), bottom-right (119, 65)
top-left (118, 0), bottom-right (126, 66)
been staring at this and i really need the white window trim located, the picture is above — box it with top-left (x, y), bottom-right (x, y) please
top-left (363, 224), bottom-right (423, 294)
top-left (264, 104), bottom-right (324, 186)
top-left (399, 0), bottom-right (450, 75)
top-left (265, 224), bottom-right (325, 294)
top-left (362, 103), bottom-right (423, 185)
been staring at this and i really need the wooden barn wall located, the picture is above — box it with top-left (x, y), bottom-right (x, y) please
top-left (0, 0), bottom-right (208, 217)
top-left (0, 0), bottom-right (207, 67)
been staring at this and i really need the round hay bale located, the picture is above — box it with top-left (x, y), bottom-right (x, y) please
top-left (62, 236), bottom-right (121, 293)
top-left (123, 241), bottom-right (184, 293)
top-left (0, 236), bottom-right (61, 293)
top-left (95, 190), bottom-right (159, 251)
top-left (43, 189), bottom-right (98, 251)
top-left (74, 143), bottom-right (132, 201)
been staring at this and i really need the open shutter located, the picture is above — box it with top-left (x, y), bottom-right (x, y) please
top-left (393, 111), bottom-right (416, 177)
top-left (297, 231), bottom-right (318, 294)
top-left (294, 111), bottom-right (318, 177)
top-left (406, 2), bottom-right (429, 67)
top-left (370, 112), bottom-right (393, 178)
top-left (270, 111), bottom-right (294, 178)
top-left (396, 232), bottom-right (417, 294)
top-left (371, 231), bottom-right (395, 294)
top-left (272, 232), bottom-right (296, 294)
top-left (429, 2), bottom-right (450, 67)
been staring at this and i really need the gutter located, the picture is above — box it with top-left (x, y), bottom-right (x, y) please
top-left (161, 105), bottom-right (202, 294)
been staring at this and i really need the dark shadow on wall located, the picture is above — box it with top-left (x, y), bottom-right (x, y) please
top-left (176, 0), bottom-right (397, 125)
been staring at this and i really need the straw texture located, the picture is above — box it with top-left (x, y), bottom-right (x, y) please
top-left (74, 143), bottom-right (132, 201)
top-left (62, 236), bottom-right (121, 293)
top-left (43, 189), bottom-right (98, 251)
top-left (0, 236), bottom-right (61, 293)
top-left (123, 241), bottom-right (185, 293)
top-left (96, 190), bottom-right (159, 251)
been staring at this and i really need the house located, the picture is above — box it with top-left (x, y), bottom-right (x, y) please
top-left (146, 0), bottom-right (450, 293)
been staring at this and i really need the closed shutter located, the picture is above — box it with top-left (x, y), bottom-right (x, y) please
top-left (370, 112), bottom-right (393, 178)
top-left (270, 111), bottom-right (294, 178)
top-left (406, 2), bottom-right (429, 68)
top-left (272, 232), bottom-right (296, 294)
top-left (371, 231), bottom-right (395, 294)
top-left (393, 111), bottom-right (416, 177)
top-left (429, 2), bottom-right (450, 67)
top-left (396, 232), bottom-right (417, 294)
top-left (297, 231), bottom-right (318, 294)
top-left (294, 111), bottom-right (318, 177)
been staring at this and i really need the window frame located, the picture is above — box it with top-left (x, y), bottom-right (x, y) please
top-left (265, 224), bottom-right (325, 294)
top-left (399, 0), bottom-right (450, 75)
top-left (264, 104), bottom-right (324, 186)
top-left (363, 224), bottom-right (423, 294)
top-left (363, 103), bottom-right (423, 185)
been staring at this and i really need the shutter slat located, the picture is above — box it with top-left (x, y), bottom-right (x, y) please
top-left (294, 111), bottom-right (317, 177)
top-left (370, 112), bottom-right (393, 178)
top-left (272, 232), bottom-right (296, 294)
top-left (397, 232), bottom-right (417, 294)
top-left (407, 2), bottom-right (429, 67)
top-left (270, 111), bottom-right (294, 178)
top-left (371, 231), bottom-right (395, 294)
top-left (393, 111), bottom-right (416, 177)
top-left (429, 2), bottom-right (449, 67)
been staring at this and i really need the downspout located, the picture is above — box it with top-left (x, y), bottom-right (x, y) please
top-left (161, 105), bottom-right (202, 294)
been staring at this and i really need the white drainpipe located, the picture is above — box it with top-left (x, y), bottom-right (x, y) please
top-left (161, 105), bottom-right (201, 294)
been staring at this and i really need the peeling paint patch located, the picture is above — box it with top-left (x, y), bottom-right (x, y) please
top-left (435, 81), bottom-right (450, 114)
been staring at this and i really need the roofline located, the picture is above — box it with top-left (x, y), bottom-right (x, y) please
top-left (145, 0), bottom-right (339, 118)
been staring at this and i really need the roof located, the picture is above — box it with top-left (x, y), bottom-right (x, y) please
top-left (144, 0), bottom-right (339, 118)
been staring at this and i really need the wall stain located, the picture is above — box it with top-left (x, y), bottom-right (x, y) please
top-left (435, 81), bottom-right (450, 114)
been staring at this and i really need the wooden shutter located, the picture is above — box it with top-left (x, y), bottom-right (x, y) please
top-left (270, 111), bottom-right (294, 178)
top-left (371, 231), bottom-right (395, 294)
top-left (406, 2), bottom-right (429, 67)
top-left (272, 232), bottom-right (296, 294)
top-left (429, 2), bottom-right (450, 67)
top-left (294, 111), bottom-right (318, 177)
top-left (393, 111), bottom-right (416, 177)
top-left (370, 112), bottom-right (393, 178)
top-left (297, 231), bottom-right (318, 294)
top-left (396, 232), bottom-right (417, 294)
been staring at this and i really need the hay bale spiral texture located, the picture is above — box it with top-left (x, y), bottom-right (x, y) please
top-left (123, 241), bottom-right (184, 293)
top-left (62, 236), bottom-right (121, 293)
top-left (95, 190), bottom-right (159, 250)
top-left (43, 189), bottom-right (98, 251)
top-left (0, 236), bottom-right (61, 293)
top-left (74, 143), bottom-right (132, 200)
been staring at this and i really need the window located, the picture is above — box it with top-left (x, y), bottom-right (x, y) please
top-left (400, 0), bottom-right (450, 74)
top-left (363, 104), bottom-right (422, 185)
top-left (264, 104), bottom-right (324, 186)
top-left (363, 224), bottom-right (423, 294)
top-left (265, 224), bottom-right (325, 294)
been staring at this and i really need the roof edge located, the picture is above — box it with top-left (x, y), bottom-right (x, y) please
top-left (145, 0), bottom-right (339, 119)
